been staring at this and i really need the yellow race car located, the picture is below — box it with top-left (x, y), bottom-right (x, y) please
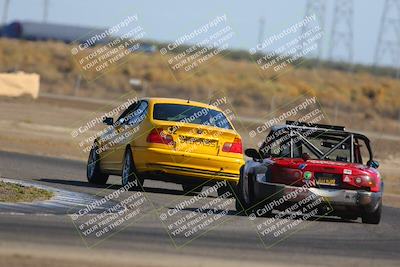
top-left (87, 97), bottom-right (244, 194)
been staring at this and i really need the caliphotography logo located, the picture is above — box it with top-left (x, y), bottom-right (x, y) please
top-left (159, 14), bottom-right (236, 80)
top-left (0, 1), bottom-right (397, 267)
top-left (71, 14), bottom-right (147, 81)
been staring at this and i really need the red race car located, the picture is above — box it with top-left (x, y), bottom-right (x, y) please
top-left (236, 121), bottom-right (383, 224)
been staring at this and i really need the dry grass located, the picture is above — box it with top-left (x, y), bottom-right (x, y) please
top-left (0, 181), bottom-right (53, 202)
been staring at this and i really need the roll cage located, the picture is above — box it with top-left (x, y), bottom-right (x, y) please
top-left (259, 121), bottom-right (374, 165)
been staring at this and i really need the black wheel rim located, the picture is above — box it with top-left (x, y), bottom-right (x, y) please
top-left (243, 173), bottom-right (251, 205)
top-left (88, 147), bottom-right (96, 178)
top-left (122, 153), bottom-right (131, 185)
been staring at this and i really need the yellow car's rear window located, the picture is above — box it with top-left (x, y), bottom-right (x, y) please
top-left (153, 103), bottom-right (232, 130)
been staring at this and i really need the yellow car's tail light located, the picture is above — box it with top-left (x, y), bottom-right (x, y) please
top-left (147, 128), bottom-right (174, 145)
top-left (222, 137), bottom-right (243, 154)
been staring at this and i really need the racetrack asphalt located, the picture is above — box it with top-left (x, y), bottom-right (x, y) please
top-left (0, 150), bottom-right (399, 267)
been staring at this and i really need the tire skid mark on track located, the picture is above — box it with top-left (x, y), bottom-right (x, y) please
top-left (0, 177), bottom-right (124, 215)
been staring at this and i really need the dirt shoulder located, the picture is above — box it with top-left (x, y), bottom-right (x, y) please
top-left (2, 242), bottom-right (394, 267)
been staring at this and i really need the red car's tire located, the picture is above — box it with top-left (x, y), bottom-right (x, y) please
top-left (361, 200), bottom-right (382, 224)
top-left (235, 166), bottom-right (255, 212)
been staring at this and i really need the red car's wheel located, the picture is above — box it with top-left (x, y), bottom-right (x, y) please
top-left (361, 200), bottom-right (382, 224)
top-left (235, 166), bottom-right (255, 212)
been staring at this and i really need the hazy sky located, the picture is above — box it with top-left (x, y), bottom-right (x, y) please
top-left (1, 0), bottom-right (391, 66)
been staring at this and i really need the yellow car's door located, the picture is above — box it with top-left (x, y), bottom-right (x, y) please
top-left (97, 122), bottom-right (119, 171)
top-left (98, 101), bottom-right (141, 172)
top-left (111, 100), bottom-right (150, 171)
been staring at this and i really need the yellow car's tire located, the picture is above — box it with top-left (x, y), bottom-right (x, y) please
top-left (87, 144), bottom-right (109, 185)
top-left (122, 147), bottom-right (144, 191)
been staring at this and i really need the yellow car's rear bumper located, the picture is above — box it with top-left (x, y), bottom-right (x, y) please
top-left (134, 147), bottom-right (243, 182)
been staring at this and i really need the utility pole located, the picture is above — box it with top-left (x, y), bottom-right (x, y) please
top-left (328, 0), bottom-right (354, 69)
top-left (258, 17), bottom-right (265, 45)
top-left (398, 109), bottom-right (400, 123)
top-left (374, 0), bottom-right (400, 78)
top-left (74, 74), bottom-right (82, 96)
top-left (301, 0), bottom-right (327, 63)
top-left (43, 0), bottom-right (49, 23)
top-left (2, 0), bottom-right (10, 25)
